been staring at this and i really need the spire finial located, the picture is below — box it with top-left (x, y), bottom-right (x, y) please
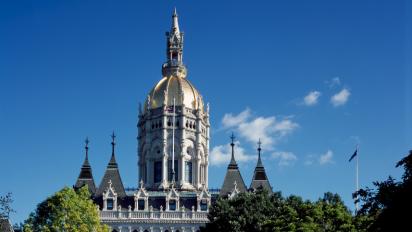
top-left (171, 7), bottom-right (180, 33)
top-left (85, 137), bottom-right (90, 161)
top-left (256, 139), bottom-right (263, 167)
top-left (230, 132), bottom-right (237, 165)
top-left (173, 7), bottom-right (177, 17)
top-left (111, 131), bottom-right (116, 155)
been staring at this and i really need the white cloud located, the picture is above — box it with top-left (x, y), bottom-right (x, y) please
top-left (210, 142), bottom-right (255, 166)
top-left (319, 150), bottom-right (334, 165)
top-left (271, 151), bottom-right (297, 166)
top-left (328, 77), bottom-right (341, 88)
top-left (222, 109), bottom-right (299, 149)
top-left (303, 91), bottom-right (321, 106)
top-left (331, 88), bottom-right (351, 107)
top-left (222, 108), bottom-right (251, 128)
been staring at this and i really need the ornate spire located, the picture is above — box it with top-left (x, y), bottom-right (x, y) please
top-left (96, 131), bottom-right (126, 198)
top-left (163, 8), bottom-right (187, 78)
top-left (221, 132), bottom-right (247, 197)
top-left (74, 137), bottom-right (96, 195)
top-left (250, 139), bottom-right (272, 193)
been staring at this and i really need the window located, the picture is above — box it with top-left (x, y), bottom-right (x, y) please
top-left (200, 200), bottom-right (208, 211)
top-left (169, 200), bottom-right (176, 211)
top-left (107, 199), bottom-right (114, 210)
top-left (154, 161), bottom-right (162, 183)
top-left (138, 200), bottom-right (145, 211)
top-left (168, 160), bottom-right (179, 182)
top-left (185, 161), bottom-right (192, 183)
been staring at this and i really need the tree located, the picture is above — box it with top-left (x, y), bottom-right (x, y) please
top-left (23, 186), bottom-right (109, 232)
top-left (0, 192), bottom-right (15, 219)
top-left (202, 189), bottom-right (355, 232)
top-left (354, 150), bottom-right (412, 231)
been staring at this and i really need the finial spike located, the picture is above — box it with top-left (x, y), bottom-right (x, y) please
top-left (171, 7), bottom-right (180, 33)
top-left (229, 132), bottom-right (237, 165)
top-left (257, 139), bottom-right (263, 167)
top-left (85, 137), bottom-right (90, 160)
top-left (111, 131), bottom-right (116, 156)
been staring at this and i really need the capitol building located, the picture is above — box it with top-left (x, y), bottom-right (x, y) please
top-left (73, 9), bottom-right (273, 232)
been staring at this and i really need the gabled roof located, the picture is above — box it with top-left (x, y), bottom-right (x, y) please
top-left (95, 134), bottom-right (126, 198)
top-left (250, 141), bottom-right (272, 193)
top-left (0, 219), bottom-right (14, 232)
top-left (220, 135), bottom-right (247, 197)
top-left (74, 138), bottom-right (96, 195)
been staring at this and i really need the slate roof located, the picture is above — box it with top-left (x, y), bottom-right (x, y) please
top-left (95, 148), bottom-right (126, 198)
top-left (74, 147), bottom-right (96, 195)
top-left (220, 141), bottom-right (247, 197)
top-left (250, 146), bottom-right (272, 193)
top-left (0, 219), bottom-right (14, 232)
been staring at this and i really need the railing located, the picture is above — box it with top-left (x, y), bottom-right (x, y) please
top-left (100, 210), bottom-right (209, 222)
top-left (124, 187), bottom-right (221, 193)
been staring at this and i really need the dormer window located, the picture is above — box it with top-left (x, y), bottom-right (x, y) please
top-left (169, 200), bottom-right (177, 211)
top-left (200, 200), bottom-right (208, 211)
top-left (138, 199), bottom-right (145, 211)
top-left (107, 199), bottom-right (114, 210)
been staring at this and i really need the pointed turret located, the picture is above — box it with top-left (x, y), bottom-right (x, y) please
top-left (96, 132), bottom-right (126, 198)
top-left (74, 137), bottom-right (96, 195)
top-left (250, 139), bottom-right (272, 193)
top-left (162, 8), bottom-right (186, 78)
top-left (220, 133), bottom-right (247, 197)
top-left (171, 7), bottom-right (180, 34)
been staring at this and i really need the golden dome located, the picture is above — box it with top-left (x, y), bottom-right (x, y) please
top-left (145, 76), bottom-right (204, 111)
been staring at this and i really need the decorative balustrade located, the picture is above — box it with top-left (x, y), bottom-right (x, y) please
top-left (100, 210), bottom-right (209, 222)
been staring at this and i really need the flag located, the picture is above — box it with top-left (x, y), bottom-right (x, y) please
top-left (349, 149), bottom-right (358, 162)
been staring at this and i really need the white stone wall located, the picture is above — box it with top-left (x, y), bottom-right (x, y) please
top-left (138, 106), bottom-right (209, 191)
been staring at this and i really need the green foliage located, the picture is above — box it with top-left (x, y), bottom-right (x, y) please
top-left (23, 186), bottom-right (109, 232)
top-left (354, 150), bottom-right (412, 231)
top-left (0, 192), bottom-right (15, 219)
top-left (202, 190), bottom-right (355, 232)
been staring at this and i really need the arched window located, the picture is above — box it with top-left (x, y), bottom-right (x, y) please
top-left (112, 230), bottom-right (118, 232)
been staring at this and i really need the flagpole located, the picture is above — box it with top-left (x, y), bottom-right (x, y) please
top-left (355, 144), bottom-right (359, 213)
top-left (172, 97), bottom-right (176, 184)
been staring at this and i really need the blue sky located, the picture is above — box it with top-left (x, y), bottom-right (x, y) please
top-left (1, 0), bottom-right (411, 224)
